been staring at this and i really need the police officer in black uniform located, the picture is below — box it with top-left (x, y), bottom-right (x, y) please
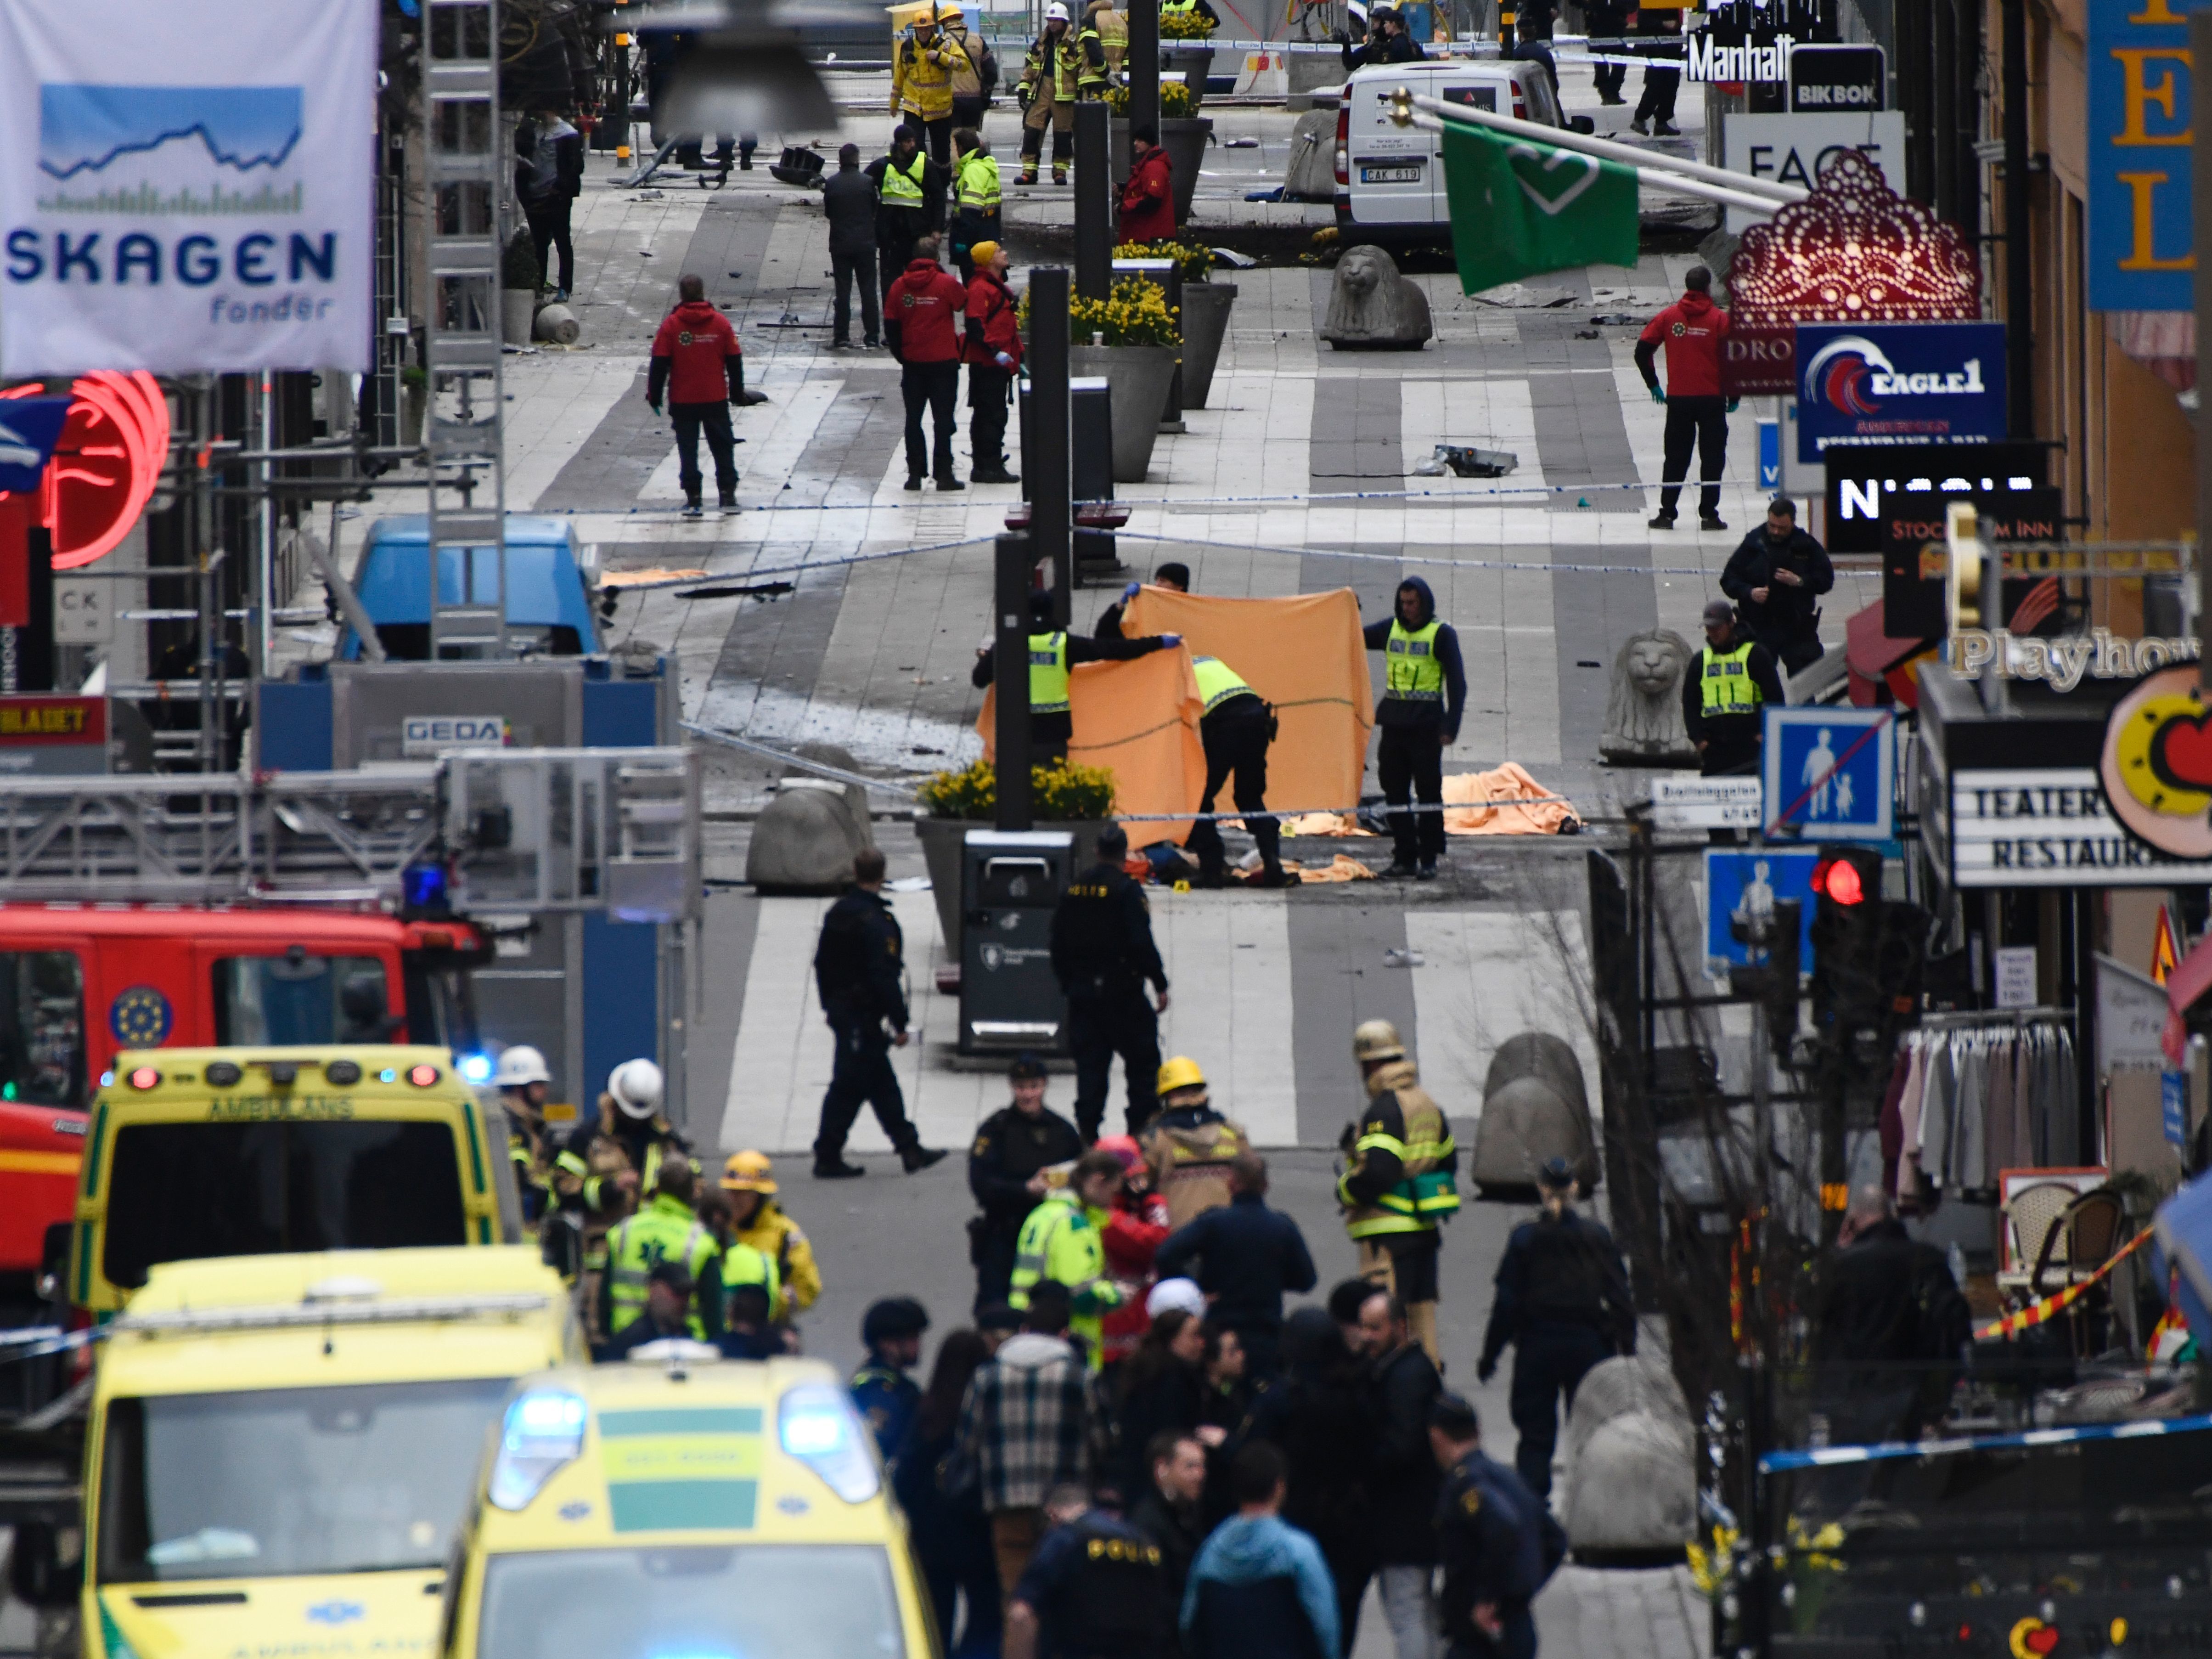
top-left (968, 1054), bottom-right (1086, 1310)
top-left (1049, 823), bottom-right (1170, 1141)
top-left (1429, 1393), bottom-right (1564, 1659)
top-left (1475, 1157), bottom-right (1635, 1501)
top-left (1003, 1484), bottom-right (1175, 1659)
top-left (811, 847), bottom-right (947, 1179)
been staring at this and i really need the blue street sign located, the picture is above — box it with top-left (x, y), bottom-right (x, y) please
top-left (0, 398), bottom-right (71, 494)
top-left (1795, 322), bottom-right (2008, 463)
top-left (1761, 705), bottom-right (1895, 840)
top-left (1705, 846), bottom-right (1822, 971)
top-left (1757, 417), bottom-right (1780, 490)
top-left (2166, 1070), bottom-right (2189, 1151)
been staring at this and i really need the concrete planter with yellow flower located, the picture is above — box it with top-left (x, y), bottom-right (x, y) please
top-left (1065, 273), bottom-right (1182, 482)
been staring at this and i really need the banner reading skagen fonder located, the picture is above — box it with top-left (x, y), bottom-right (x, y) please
top-left (0, 0), bottom-right (373, 376)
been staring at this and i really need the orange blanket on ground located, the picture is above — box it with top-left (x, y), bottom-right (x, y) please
top-left (1121, 587), bottom-right (1373, 815)
top-left (1279, 764), bottom-right (1582, 837)
top-left (976, 647), bottom-right (1208, 842)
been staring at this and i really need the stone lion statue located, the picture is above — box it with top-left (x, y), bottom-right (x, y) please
top-left (1320, 245), bottom-right (1432, 351)
top-left (1601, 628), bottom-right (1700, 765)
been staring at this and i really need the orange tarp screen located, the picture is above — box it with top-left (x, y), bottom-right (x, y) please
top-left (1121, 586), bottom-right (1373, 814)
top-left (976, 646), bottom-right (1208, 841)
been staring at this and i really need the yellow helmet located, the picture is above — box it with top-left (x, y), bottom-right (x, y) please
top-left (1351, 1020), bottom-right (1406, 1063)
top-left (1156, 1055), bottom-right (1208, 1095)
top-left (720, 1150), bottom-right (778, 1194)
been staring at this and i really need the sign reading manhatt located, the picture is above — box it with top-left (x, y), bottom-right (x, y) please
top-left (0, 0), bottom-right (373, 374)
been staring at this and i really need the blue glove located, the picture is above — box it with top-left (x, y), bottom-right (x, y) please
top-left (1725, 397), bottom-right (1740, 413)
top-left (647, 398), bottom-right (663, 417)
top-left (1649, 385), bottom-right (1666, 406)
top-left (1121, 581), bottom-right (1142, 600)
top-left (1161, 633), bottom-right (1183, 647)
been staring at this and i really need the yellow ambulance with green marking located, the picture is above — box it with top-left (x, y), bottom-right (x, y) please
top-left (69, 1045), bottom-right (522, 1314)
top-left (80, 1246), bottom-right (581, 1659)
top-left (439, 1346), bottom-right (940, 1659)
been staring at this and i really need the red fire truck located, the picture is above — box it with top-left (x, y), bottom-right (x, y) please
top-left (0, 904), bottom-right (485, 1286)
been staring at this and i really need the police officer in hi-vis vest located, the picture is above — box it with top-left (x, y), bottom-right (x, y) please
top-left (1182, 655), bottom-right (1296, 889)
top-left (1362, 577), bottom-right (1466, 882)
top-left (1681, 598), bottom-right (1784, 778)
top-left (970, 590), bottom-right (1179, 761)
top-left (1339, 1019), bottom-right (1458, 1366)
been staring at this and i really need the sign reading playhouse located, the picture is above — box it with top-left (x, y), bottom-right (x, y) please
top-left (0, 0), bottom-right (373, 374)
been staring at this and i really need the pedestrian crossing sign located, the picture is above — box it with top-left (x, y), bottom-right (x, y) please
top-left (1760, 705), bottom-right (1894, 841)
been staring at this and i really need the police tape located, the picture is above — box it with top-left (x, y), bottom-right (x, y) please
top-left (1969, 1227), bottom-right (2154, 1343)
top-left (682, 720), bottom-right (1588, 821)
top-left (1757, 1405), bottom-right (2212, 1475)
top-left (0, 1325), bottom-right (101, 1365)
top-left (529, 478), bottom-right (1699, 515)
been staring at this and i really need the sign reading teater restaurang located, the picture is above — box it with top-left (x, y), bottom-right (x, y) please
top-left (0, 0), bottom-right (373, 375)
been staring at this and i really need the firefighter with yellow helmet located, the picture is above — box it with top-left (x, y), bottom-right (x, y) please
top-left (719, 1151), bottom-right (823, 1320)
top-left (1142, 1055), bottom-right (1251, 1228)
top-left (1339, 1019), bottom-right (1459, 1364)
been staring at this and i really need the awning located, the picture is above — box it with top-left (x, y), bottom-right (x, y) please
top-left (1845, 598), bottom-right (1936, 710)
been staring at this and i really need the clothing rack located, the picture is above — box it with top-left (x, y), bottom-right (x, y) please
top-left (1915, 1005), bottom-right (2074, 1029)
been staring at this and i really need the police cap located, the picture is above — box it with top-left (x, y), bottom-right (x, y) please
top-left (1430, 1390), bottom-right (1481, 1441)
top-left (861, 1296), bottom-right (931, 1345)
top-left (1537, 1155), bottom-right (1576, 1190)
top-left (977, 1301), bottom-right (1023, 1334)
top-left (1009, 1052), bottom-right (1049, 1082)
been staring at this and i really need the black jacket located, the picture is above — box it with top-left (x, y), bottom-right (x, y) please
top-left (1479, 1208), bottom-right (1636, 1371)
top-left (1811, 1218), bottom-right (1935, 1366)
top-left (1680, 633), bottom-right (1785, 767)
top-left (1436, 1449), bottom-right (1563, 1643)
top-left (1367, 1340), bottom-right (1444, 1564)
top-left (1127, 1485), bottom-right (1205, 1612)
top-left (1244, 1347), bottom-right (1374, 1560)
top-left (1720, 525), bottom-right (1835, 650)
top-left (813, 888), bottom-right (909, 1031)
top-left (1362, 577), bottom-right (1467, 739)
top-left (822, 164), bottom-right (881, 256)
top-left (969, 1103), bottom-right (1086, 1226)
top-left (1341, 28), bottom-right (1426, 66)
top-left (1052, 861), bottom-right (1168, 999)
top-left (1154, 1192), bottom-right (1318, 1342)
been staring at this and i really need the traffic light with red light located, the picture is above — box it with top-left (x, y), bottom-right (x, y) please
top-left (1808, 847), bottom-right (1898, 1038)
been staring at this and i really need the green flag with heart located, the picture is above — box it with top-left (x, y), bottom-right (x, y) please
top-left (1440, 119), bottom-right (1640, 296)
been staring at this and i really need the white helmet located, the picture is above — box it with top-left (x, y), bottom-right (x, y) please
top-left (608, 1058), bottom-right (664, 1119)
top-left (1046, 3), bottom-right (1070, 19)
top-left (493, 1044), bottom-right (552, 1089)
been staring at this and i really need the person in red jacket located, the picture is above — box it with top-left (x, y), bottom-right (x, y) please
top-left (1634, 264), bottom-right (1734, 532)
top-left (962, 240), bottom-right (1022, 485)
top-left (1118, 125), bottom-right (1176, 245)
top-left (1094, 1134), bottom-right (1171, 1369)
top-left (647, 273), bottom-right (755, 518)
top-left (884, 234), bottom-right (969, 491)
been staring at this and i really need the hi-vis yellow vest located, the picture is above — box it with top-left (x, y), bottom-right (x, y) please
top-left (1700, 640), bottom-right (1761, 715)
top-left (1029, 631), bottom-right (1071, 713)
top-left (1340, 1072), bottom-right (1459, 1239)
top-left (1191, 655), bottom-right (1256, 713)
top-left (1385, 619), bottom-right (1445, 700)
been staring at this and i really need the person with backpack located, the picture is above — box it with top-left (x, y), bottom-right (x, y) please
top-left (1428, 1393), bottom-right (1564, 1659)
top-left (811, 847), bottom-right (948, 1179)
top-left (940, 4), bottom-right (999, 128)
top-left (1813, 1185), bottom-right (1969, 1445)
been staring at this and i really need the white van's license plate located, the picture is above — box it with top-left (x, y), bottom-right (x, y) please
top-left (1361, 164), bottom-right (1422, 183)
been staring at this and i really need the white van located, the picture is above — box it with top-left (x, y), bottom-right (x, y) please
top-left (1330, 59), bottom-right (1593, 245)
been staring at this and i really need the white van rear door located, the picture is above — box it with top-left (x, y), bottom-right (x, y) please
top-left (1436, 80), bottom-right (1504, 223)
top-left (1347, 73), bottom-right (1432, 226)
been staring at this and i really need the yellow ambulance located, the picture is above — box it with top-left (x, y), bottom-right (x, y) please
top-left (439, 1346), bottom-right (939, 1659)
top-left (69, 1045), bottom-right (522, 1314)
top-left (80, 1246), bottom-right (580, 1659)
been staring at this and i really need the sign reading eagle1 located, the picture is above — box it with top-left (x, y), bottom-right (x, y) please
top-left (1793, 321), bottom-right (2007, 463)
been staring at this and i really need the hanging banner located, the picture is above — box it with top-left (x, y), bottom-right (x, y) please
top-left (0, 0), bottom-right (373, 375)
top-left (2085, 0), bottom-right (2212, 311)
